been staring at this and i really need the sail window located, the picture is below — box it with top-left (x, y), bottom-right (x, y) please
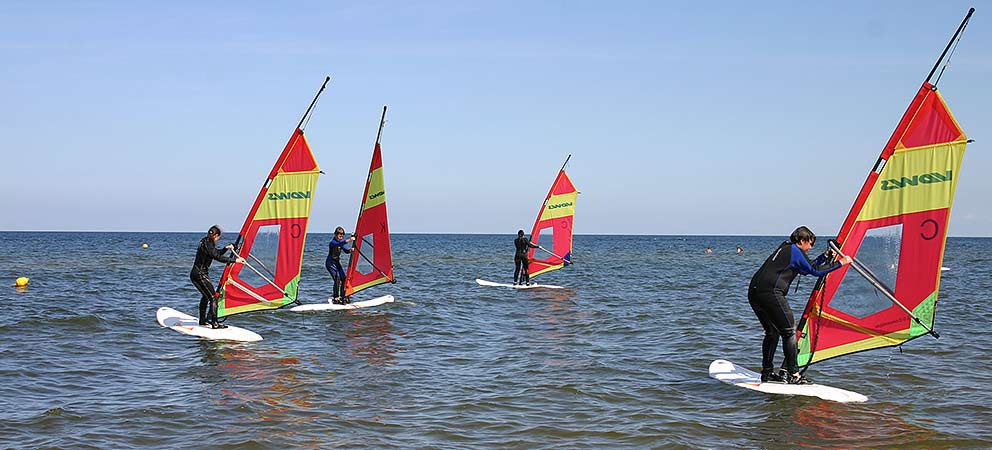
top-left (535, 226), bottom-right (554, 257)
top-left (830, 224), bottom-right (902, 318)
top-left (240, 224), bottom-right (281, 289)
top-left (356, 233), bottom-right (375, 275)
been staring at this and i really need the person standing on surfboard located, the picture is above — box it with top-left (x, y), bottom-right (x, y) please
top-left (327, 226), bottom-right (356, 304)
top-left (748, 226), bottom-right (851, 384)
top-left (514, 230), bottom-right (539, 286)
top-left (191, 225), bottom-right (245, 329)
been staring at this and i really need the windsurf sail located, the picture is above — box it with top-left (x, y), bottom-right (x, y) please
top-left (797, 10), bottom-right (974, 367)
top-left (216, 77), bottom-right (330, 318)
top-left (528, 155), bottom-right (578, 278)
top-left (344, 106), bottom-right (395, 297)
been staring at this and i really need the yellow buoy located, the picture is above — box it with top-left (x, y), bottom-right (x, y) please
top-left (142, 243), bottom-right (149, 249)
top-left (15, 277), bottom-right (29, 287)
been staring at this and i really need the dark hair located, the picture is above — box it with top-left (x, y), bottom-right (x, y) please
top-left (517, 230), bottom-right (525, 237)
top-left (334, 226), bottom-right (345, 235)
top-left (790, 226), bottom-right (816, 244)
top-left (207, 225), bottom-right (222, 238)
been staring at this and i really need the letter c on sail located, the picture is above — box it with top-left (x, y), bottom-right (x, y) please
top-left (921, 219), bottom-right (939, 240)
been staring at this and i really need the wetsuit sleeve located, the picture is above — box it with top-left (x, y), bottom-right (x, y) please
top-left (529, 241), bottom-right (539, 249)
top-left (811, 252), bottom-right (830, 266)
top-left (790, 246), bottom-right (840, 277)
top-left (205, 241), bottom-right (237, 264)
top-left (330, 238), bottom-right (354, 253)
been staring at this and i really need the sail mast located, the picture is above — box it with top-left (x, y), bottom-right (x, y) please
top-left (296, 76), bottom-right (331, 131)
top-left (353, 106), bottom-right (388, 226)
top-left (234, 76), bottom-right (332, 249)
top-left (925, 8), bottom-right (976, 86)
top-left (348, 106), bottom-right (388, 275)
top-left (344, 106), bottom-right (395, 297)
top-left (806, 7), bottom-right (976, 301)
top-left (527, 155), bottom-right (578, 279)
top-left (215, 77), bottom-right (328, 317)
top-left (797, 10), bottom-right (974, 367)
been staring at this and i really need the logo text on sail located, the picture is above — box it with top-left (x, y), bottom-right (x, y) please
top-left (880, 170), bottom-right (952, 191)
top-left (267, 191), bottom-right (312, 200)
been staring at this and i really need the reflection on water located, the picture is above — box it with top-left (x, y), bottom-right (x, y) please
top-left (525, 288), bottom-right (587, 369)
top-left (194, 341), bottom-right (326, 444)
top-left (752, 398), bottom-right (946, 449)
top-left (339, 312), bottom-right (401, 367)
top-left (801, 400), bottom-right (948, 448)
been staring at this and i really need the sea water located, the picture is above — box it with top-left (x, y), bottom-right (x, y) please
top-left (0, 232), bottom-right (989, 448)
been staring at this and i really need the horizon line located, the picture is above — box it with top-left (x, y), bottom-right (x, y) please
top-left (1, 230), bottom-right (990, 238)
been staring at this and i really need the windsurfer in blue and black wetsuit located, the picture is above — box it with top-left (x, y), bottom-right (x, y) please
top-left (514, 230), bottom-right (539, 286)
top-left (748, 226), bottom-right (851, 384)
top-left (191, 225), bottom-right (245, 329)
top-left (327, 226), bottom-right (356, 304)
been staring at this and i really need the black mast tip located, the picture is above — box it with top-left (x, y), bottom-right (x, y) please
top-left (297, 77), bottom-right (332, 130)
top-left (924, 7), bottom-right (976, 85)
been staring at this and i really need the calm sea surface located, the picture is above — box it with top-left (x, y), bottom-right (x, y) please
top-left (0, 232), bottom-right (989, 449)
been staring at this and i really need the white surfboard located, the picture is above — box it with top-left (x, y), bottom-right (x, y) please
top-left (156, 307), bottom-right (263, 342)
top-left (290, 295), bottom-right (395, 312)
top-left (708, 359), bottom-right (867, 403)
top-left (475, 278), bottom-right (565, 289)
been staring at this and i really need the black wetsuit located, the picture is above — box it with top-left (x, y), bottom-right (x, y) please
top-left (325, 237), bottom-right (352, 300)
top-left (748, 241), bottom-right (841, 375)
top-left (514, 236), bottom-right (538, 284)
top-left (191, 237), bottom-right (237, 325)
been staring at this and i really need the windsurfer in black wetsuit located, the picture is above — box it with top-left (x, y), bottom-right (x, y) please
top-left (514, 230), bottom-right (539, 286)
top-left (748, 226), bottom-right (851, 384)
top-left (326, 226), bottom-right (356, 304)
top-left (191, 225), bottom-right (245, 329)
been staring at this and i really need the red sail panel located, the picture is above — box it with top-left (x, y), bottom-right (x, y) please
top-left (528, 170), bottom-right (578, 278)
top-left (344, 142), bottom-right (394, 296)
top-left (217, 129), bottom-right (320, 317)
top-left (798, 83), bottom-right (967, 366)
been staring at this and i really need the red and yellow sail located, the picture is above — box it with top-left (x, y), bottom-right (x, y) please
top-left (344, 138), bottom-right (394, 296)
top-left (528, 163), bottom-right (578, 278)
top-left (797, 82), bottom-right (967, 365)
top-left (217, 128), bottom-right (320, 317)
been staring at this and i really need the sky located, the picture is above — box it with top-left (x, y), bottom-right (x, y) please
top-left (1, 1), bottom-right (990, 236)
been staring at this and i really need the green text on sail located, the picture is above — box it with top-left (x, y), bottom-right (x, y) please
top-left (880, 170), bottom-right (952, 191)
top-left (267, 191), bottom-right (312, 200)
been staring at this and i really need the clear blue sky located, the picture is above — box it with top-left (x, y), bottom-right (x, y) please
top-left (2, 1), bottom-right (989, 236)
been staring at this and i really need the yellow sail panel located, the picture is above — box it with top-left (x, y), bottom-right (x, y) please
top-left (857, 141), bottom-right (966, 222)
top-left (252, 171), bottom-right (320, 221)
top-left (538, 192), bottom-right (578, 221)
top-left (363, 167), bottom-right (386, 210)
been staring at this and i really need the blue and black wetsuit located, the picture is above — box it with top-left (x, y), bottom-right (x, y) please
top-left (191, 237), bottom-right (237, 325)
top-left (326, 237), bottom-right (353, 299)
top-left (514, 236), bottom-right (538, 284)
top-left (748, 241), bottom-right (841, 376)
